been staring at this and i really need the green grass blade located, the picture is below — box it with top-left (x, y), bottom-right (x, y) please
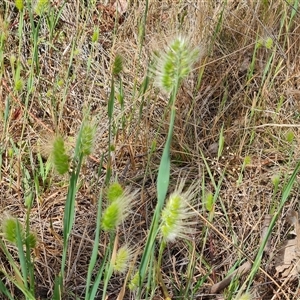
top-left (88, 249), bottom-right (109, 300)
top-left (0, 278), bottom-right (14, 300)
top-left (15, 221), bottom-right (27, 290)
top-left (85, 191), bottom-right (103, 300)
top-left (236, 161), bottom-right (300, 297)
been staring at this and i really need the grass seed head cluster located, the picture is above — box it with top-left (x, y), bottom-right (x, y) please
top-left (1, 0), bottom-right (300, 299)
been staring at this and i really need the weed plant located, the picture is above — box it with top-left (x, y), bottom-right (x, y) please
top-left (1, 1), bottom-right (300, 299)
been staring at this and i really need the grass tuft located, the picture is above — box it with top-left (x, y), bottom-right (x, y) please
top-left (1, 1), bottom-right (300, 299)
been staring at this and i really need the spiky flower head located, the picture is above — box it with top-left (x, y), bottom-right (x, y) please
top-left (112, 54), bottom-right (123, 76)
top-left (101, 189), bottom-right (137, 231)
top-left (15, 0), bottom-right (24, 11)
top-left (128, 271), bottom-right (140, 291)
top-left (153, 36), bottom-right (199, 93)
top-left (1, 216), bottom-right (36, 248)
top-left (51, 136), bottom-right (70, 175)
top-left (113, 245), bottom-right (133, 274)
top-left (34, 0), bottom-right (50, 16)
top-left (79, 119), bottom-right (96, 156)
top-left (271, 174), bottom-right (280, 186)
top-left (106, 182), bottom-right (124, 203)
top-left (160, 179), bottom-right (198, 242)
top-left (92, 27), bottom-right (99, 43)
top-left (2, 216), bottom-right (24, 244)
top-left (235, 292), bottom-right (252, 300)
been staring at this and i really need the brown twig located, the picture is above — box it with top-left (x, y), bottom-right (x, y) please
top-left (210, 261), bottom-right (252, 294)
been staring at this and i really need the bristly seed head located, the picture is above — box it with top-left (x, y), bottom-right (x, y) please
top-left (160, 179), bottom-right (198, 242)
top-left (235, 292), bottom-right (252, 300)
top-left (15, 0), bottom-right (24, 11)
top-left (113, 245), bottom-right (133, 274)
top-left (128, 271), bottom-right (140, 291)
top-left (101, 188), bottom-right (137, 232)
top-left (51, 136), bottom-right (70, 175)
top-left (1, 215), bottom-right (37, 248)
top-left (153, 36), bottom-right (200, 93)
top-left (34, 0), bottom-right (50, 16)
top-left (79, 118), bottom-right (96, 157)
top-left (107, 182), bottom-right (124, 203)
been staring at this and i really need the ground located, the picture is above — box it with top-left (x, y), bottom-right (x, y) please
top-left (1, 1), bottom-right (300, 299)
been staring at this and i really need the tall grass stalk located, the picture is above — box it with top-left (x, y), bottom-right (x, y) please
top-left (138, 36), bottom-right (199, 297)
top-left (53, 117), bottom-right (96, 299)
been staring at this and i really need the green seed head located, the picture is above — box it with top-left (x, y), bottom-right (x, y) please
top-left (271, 174), bottom-right (280, 187)
top-left (235, 292), bottom-right (252, 300)
top-left (92, 27), bottom-right (99, 43)
top-left (113, 54), bottom-right (123, 76)
top-left (160, 179), bottom-right (198, 242)
top-left (2, 217), bottom-right (24, 245)
top-left (113, 245), bottom-right (132, 274)
top-left (15, 0), bottom-right (24, 11)
top-left (128, 271), bottom-right (140, 291)
top-left (52, 136), bottom-right (70, 175)
top-left (205, 192), bottom-right (214, 212)
top-left (286, 130), bottom-right (294, 143)
top-left (26, 232), bottom-right (37, 249)
top-left (101, 189), bottom-right (137, 231)
top-left (244, 156), bottom-right (251, 166)
top-left (107, 182), bottom-right (124, 203)
top-left (80, 121), bottom-right (96, 156)
top-left (153, 36), bottom-right (200, 93)
top-left (14, 79), bottom-right (24, 92)
top-left (34, 0), bottom-right (50, 15)
top-left (101, 201), bottom-right (120, 231)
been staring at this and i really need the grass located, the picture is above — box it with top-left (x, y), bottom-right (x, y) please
top-left (1, 0), bottom-right (300, 299)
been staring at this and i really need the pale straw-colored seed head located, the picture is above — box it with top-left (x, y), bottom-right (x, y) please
top-left (34, 0), bottom-right (50, 15)
top-left (235, 292), bottom-right (252, 300)
top-left (113, 245), bottom-right (133, 274)
top-left (160, 179), bottom-right (198, 242)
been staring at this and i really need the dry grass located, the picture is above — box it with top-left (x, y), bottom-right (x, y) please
top-left (1, 0), bottom-right (300, 299)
